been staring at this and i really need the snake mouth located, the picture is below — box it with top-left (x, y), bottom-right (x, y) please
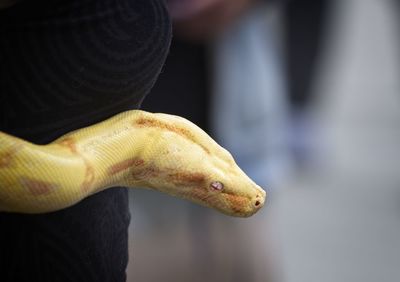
top-left (173, 179), bottom-right (264, 217)
top-left (191, 192), bottom-right (263, 217)
top-left (222, 188), bottom-right (266, 217)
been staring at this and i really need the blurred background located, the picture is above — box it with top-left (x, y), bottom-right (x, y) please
top-left (127, 0), bottom-right (400, 281)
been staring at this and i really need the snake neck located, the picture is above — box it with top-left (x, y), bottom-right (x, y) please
top-left (54, 111), bottom-right (160, 193)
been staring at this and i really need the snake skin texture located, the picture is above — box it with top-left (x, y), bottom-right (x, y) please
top-left (0, 110), bottom-right (266, 216)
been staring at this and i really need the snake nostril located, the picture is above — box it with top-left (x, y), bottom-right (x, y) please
top-left (255, 200), bottom-right (260, 207)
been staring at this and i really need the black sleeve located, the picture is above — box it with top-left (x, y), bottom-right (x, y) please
top-left (0, 0), bottom-right (171, 281)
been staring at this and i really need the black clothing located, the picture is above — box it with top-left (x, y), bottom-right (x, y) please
top-left (0, 0), bottom-right (171, 281)
top-left (142, 39), bottom-right (209, 130)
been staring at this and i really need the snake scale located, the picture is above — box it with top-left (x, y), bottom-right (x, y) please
top-left (0, 110), bottom-right (266, 216)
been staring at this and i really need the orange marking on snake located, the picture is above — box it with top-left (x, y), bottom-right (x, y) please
top-left (0, 144), bottom-right (23, 168)
top-left (131, 165), bottom-right (205, 187)
top-left (190, 188), bottom-right (221, 208)
top-left (107, 158), bottom-right (144, 175)
top-left (57, 137), bottom-right (94, 192)
top-left (225, 194), bottom-right (247, 213)
top-left (57, 137), bottom-right (78, 153)
top-left (191, 189), bottom-right (210, 203)
top-left (21, 177), bottom-right (58, 196)
top-left (131, 166), bottom-right (160, 181)
top-left (0, 150), bottom-right (15, 168)
top-left (133, 118), bottom-right (210, 154)
top-left (81, 159), bottom-right (95, 193)
top-left (167, 172), bottom-right (205, 186)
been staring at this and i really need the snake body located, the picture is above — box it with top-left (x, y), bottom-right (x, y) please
top-left (0, 110), bottom-right (266, 216)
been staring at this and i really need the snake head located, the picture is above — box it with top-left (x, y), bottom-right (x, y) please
top-left (131, 112), bottom-right (267, 217)
top-left (186, 149), bottom-right (267, 217)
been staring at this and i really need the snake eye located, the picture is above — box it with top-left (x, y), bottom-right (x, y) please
top-left (210, 181), bottom-right (224, 191)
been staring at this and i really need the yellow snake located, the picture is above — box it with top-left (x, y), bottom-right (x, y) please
top-left (0, 110), bottom-right (266, 217)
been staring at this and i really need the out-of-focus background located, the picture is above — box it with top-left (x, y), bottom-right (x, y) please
top-left (127, 0), bottom-right (400, 281)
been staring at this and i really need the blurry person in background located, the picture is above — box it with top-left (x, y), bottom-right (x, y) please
top-left (137, 0), bottom-right (292, 282)
top-left (284, 0), bottom-right (330, 167)
top-left (134, 1), bottom-right (400, 282)
top-left (134, 1), bottom-right (331, 282)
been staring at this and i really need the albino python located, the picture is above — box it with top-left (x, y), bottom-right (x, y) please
top-left (0, 110), bottom-right (266, 216)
